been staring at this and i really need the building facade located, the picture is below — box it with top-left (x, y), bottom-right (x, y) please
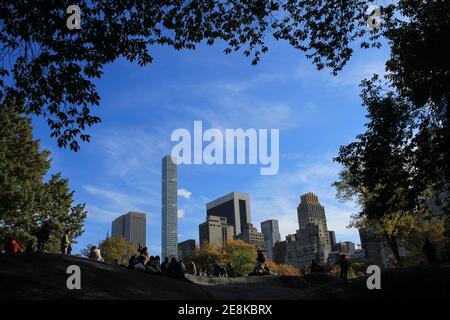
top-left (261, 219), bottom-right (281, 260)
top-left (235, 223), bottom-right (266, 252)
top-left (199, 215), bottom-right (234, 248)
top-left (111, 211), bottom-right (146, 247)
top-left (162, 155), bottom-right (178, 259)
top-left (273, 240), bottom-right (287, 264)
top-left (274, 193), bottom-right (332, 269)
top-left (206, 192), bottom-right (251, 236)
top-left (328, 230), bottom-right (336, 250)
top-left (296, 192), bottom-right (332, 264)
top-left (178, 239), bottom-right (196, 259)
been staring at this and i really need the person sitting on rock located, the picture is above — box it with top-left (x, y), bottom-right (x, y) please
top-left (213, 263), bottom-right (221, 277)
top-left (153, 255), bottom-right (162, 273)
top-left (134, 255), bottom-right (146, 271)
top-left (161, 256), bottom-right (169, 274)
top-left (128, 255), bottom-right (137, 270)
top-left (263, 264), bottom-right (271, 275)
top-left (167, 257), bottom-right (193, 283)
top-left (249, 261), bottom-right (263, 276)
top-left (145, 256), bottom-right (159, 273)
top-left (4, 238), bottom-right (22, 253)
top-left (226, 263), bottom-right (235, 277)
top-left (89, 246), bottom-right (104, 262)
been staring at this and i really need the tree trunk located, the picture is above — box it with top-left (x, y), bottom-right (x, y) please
top-left (384, 232), bottom-right (403, 268)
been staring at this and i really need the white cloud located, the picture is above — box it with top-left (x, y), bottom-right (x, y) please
top-left (177, 209), bottom-right (185, 218)
top-left (83, 185), bottom-right (159, 214)
top-left (178, 188), bottom-right (192, 199)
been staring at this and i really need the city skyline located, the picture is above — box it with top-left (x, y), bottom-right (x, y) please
top-left (31, 40), bottom-right (379, 255)
top-left (104, 185), bottom-right (356, 259)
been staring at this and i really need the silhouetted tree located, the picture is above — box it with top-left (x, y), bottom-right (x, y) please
top-left (383, 0), bottom-right (450, 214)
top-left (0, 0), bottom-right (386, 150)
top-left (334, 76), bottom-right (419, 267)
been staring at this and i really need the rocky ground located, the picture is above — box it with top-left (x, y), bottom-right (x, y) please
top-left (0, 253), bottom-right (449, 299)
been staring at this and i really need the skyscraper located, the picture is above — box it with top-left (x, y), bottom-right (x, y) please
top-left (261, 219), bottom-right (281, 260)
top-left (111, 211), bottom-right (146, 247)
top-left (162, 155), bottom-right (178, 259)
top-left (206, 192), bottom-right (251, 236)
top-left (297, 192), bottom-right (332, 263)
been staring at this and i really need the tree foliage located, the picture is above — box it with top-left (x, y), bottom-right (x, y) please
top-left (1, 0), bottom-right (384, 150)
top-left (400, 216), bottom-right (448, 265)
top-left (188, 244), bottom-right (224, 274)
top-left (266, 260), bottom-right (301, 276)
top-left (0, 104), bottom-right (87, 250)
top-left (384, 0), bottom-right (450, 216)
top-left (98, 236), bottom-right (137, 265)
top-left (222, 239), bottom-right (257, 275)
top-left (188, 240), bottom-right (256, 275)
top-left (328, 258), bottom-right (370, 279)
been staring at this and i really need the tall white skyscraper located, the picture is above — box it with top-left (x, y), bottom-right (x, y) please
top-left (162, 155), bottom-right (178, 259)
top-left (111, 211), bottom-right (146, 247)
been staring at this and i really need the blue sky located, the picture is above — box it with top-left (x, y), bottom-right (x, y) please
top-left (32, 38), bottom-right (389, 255)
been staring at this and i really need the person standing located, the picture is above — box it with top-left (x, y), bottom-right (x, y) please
top-left (60, 231), bottom-right (71, 255)
top-left (335, 254), bottom-right (350, 280)
top-left (422, 238), bottom-right (438, 265)
top-left (191, 261), bottom-right (197, 276)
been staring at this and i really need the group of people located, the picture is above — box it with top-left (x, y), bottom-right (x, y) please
top-left (212, 262), bottom-right (236, 277)
top-left (2, 228), bottom-right (72, 255)
top-left (125, 245), bottom-right (192, 282)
